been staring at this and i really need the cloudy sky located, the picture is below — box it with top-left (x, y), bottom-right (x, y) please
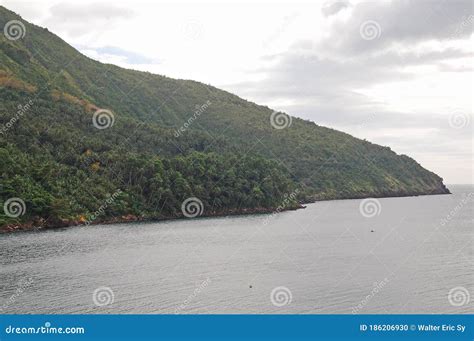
top-left (2, 0), bottom-right (473, 184)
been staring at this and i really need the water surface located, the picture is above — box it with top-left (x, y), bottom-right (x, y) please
top-left (1, 185), bottom-right (472, 314)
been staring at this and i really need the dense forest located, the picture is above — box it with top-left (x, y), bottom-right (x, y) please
top-left (0, 6), bottom-right (448, 231)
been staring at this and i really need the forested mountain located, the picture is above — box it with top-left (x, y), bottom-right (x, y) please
top-left (0, 6), bottom-right (448, 231)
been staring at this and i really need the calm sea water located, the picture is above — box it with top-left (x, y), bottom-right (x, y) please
top-left (1, 185), bottom-right (472, 314)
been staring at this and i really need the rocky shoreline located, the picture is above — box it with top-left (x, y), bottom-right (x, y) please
top-left (0, 205), bottom-right (305, 234)
top-left (0, 188), bottom-right (450, 234)
top-left (308, 186), bottom-right (450, 202)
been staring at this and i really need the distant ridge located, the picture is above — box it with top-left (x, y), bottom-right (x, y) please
top-left (0, 6), bottom-right (449, 231)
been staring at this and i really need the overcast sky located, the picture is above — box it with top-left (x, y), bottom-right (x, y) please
top-left (2, 0), bottom-right (472, 184)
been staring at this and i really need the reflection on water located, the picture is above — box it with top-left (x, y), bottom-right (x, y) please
top-left (1, 185), bottom-right (472, 314)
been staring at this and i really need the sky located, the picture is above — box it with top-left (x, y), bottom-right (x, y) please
top-left (1, 0), bottom-right (473, 184)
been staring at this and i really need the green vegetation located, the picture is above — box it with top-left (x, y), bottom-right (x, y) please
top-left (0, 6), bottom-right (448, 230)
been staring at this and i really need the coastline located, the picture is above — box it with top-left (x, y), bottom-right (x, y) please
top-left (0, 206), bottom-right (306, 234)
top-left (0, 189), bottom-right (450, 234)
top-left (307, 186), bottom-right (450, 202)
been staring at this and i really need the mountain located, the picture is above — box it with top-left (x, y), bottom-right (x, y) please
top-left (0, 6), bottom-right (449, 231)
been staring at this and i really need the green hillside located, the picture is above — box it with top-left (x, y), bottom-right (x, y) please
top-left (0, 6), bottom-right (448, 231)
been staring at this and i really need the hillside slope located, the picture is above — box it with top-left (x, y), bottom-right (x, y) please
top-left (0, 7), bottom-right (449, 231)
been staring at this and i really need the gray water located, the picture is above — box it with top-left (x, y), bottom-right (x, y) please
top-left (1, 185), bottom-right (472, 314)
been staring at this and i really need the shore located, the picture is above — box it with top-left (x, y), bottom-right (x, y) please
top-left (0, 187), bottom-right (451, 234)
top-left (0, 205), bottom-right (305, 234)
